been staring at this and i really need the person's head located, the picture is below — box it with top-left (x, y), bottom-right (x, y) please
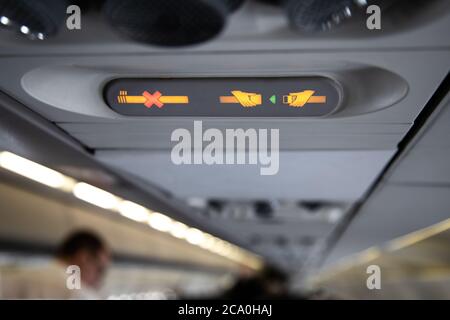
top-left (257, 266), bottom-right (289, 296)
top-left (56, 230), bottom-right (110, 289)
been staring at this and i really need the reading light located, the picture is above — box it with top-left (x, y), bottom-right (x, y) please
top-left (0, 16), bottom-right (10, 26)
top-left (20, 25), bottom-right (29, 34)
top-left (73, 182), bottom-right (120, 210)
top-left (0, 0), bottom-right (68, 40)
top-left (0, 151), bottom-right (74, 190)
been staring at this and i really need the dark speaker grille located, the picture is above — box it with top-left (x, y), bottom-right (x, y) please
top-left (104, 0), bottom-right (244, 46)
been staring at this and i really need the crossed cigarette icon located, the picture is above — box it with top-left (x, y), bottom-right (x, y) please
top-left (117, 90), bottom-right (189, 108)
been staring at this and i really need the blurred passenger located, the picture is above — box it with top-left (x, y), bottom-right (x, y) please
top-left (0, 230), bottom-right (110, 299)
top-left (218, 266), bottom-right (301, 299)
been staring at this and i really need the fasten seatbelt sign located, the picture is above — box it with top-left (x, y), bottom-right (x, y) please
top-left (104, 77), bottom-right (342, 117)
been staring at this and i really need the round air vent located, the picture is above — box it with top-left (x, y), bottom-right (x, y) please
top-left (283, 0), bottom-right (368, 32)
top-left (103, 0), bottom-right (245, 47)
top-left (0, 0), bottom-right (68, 40)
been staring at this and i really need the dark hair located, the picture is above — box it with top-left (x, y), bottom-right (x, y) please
top-left (259, 266), bottom-right (288, 282)
top-left (56, 230), bottom-right (106, 258)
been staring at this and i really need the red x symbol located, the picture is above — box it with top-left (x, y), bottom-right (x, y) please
top-left (142, 90), bottom-right (164, 108)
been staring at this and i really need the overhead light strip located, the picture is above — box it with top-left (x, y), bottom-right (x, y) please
top-left (311, 218), bottom-right (450, 283)
top-left (0, 151), bottom-right (262, 270)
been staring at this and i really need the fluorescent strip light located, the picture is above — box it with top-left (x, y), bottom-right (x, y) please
top-left (148, 213), bottom-right (173, 232)
top-left (0, 151), bottom-right (263, 269)
top-left (186, 228), bottom-right (205, 245)
top-left (211, 238), bottom-right (227, 254)
top-left (198, 233), bottom-right (215, 250)
top-left (0, 151), bottom-right (74, 190)
top-left (169, 222), bottom-right (189, 239)
top-left (323, 218), bottom-right (450, 277)
top-left (387, 218), bottom-right (450, 252)
top-left (118, 201), bottom-right (150, 222)
top-left (73, 182), bottom-right (119, 210)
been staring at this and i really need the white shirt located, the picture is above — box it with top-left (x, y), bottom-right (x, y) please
top-left (0, 261), bottom-right (99, 299)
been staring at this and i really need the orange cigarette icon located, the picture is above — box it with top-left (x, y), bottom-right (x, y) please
top-left (219, 90), bottom-right (262, 107)
top-left (117, 90), bottom-right (189, 108)
top-left (283, 90), bottom-right (326, 107)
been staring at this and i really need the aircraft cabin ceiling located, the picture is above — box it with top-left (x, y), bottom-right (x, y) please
top-left (0, 0), bottom-right (449, 274)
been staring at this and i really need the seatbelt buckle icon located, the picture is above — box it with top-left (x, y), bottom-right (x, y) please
top-left (283, 90), bottom-right (326, 107)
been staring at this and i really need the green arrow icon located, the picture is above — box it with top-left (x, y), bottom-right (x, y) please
top-left (269, 95), bottom-right (276, 104)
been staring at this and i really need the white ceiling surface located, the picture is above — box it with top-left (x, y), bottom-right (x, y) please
top-left (388, 98), bottom-right (450, 185)
top-left (218, 219), bottom-right (335, 238)
top-left (0, 1), bottom-right (449, 268)
top-left (59, 122), bottom-right (409, 150)
top-left (96, 150), bottom-right (394, 201)
top-left (324, 93), bottom-right (450, 267)
top-left (8, 62), bottom-right (411, 170)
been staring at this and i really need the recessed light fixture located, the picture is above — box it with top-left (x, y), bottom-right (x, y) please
top-left (20, 25), bottom-right (29, 34)
top-left (0, 0), bottom-right (68, 40)
top-left (0, 16), bottom-right (10, 26)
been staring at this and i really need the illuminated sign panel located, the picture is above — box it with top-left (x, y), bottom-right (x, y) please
top-left (104, 77), bottom-right (341, 117)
